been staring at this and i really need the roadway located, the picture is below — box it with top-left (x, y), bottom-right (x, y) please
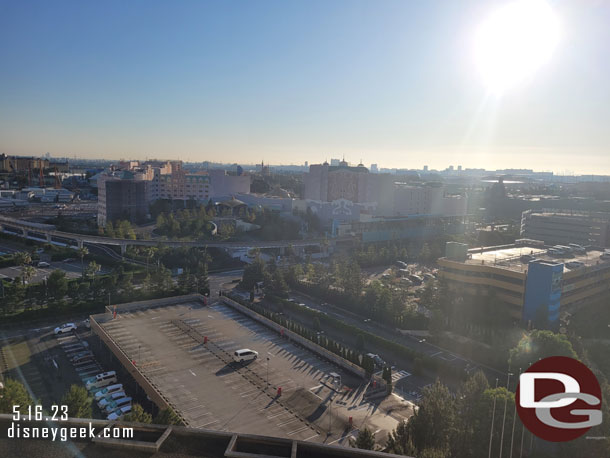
top-left (253, 290), bottom-right (508, 392)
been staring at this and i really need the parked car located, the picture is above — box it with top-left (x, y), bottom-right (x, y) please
top-left (63, 258), bottom-right (76, 263)
top-left (86, 371), bottom-right (118, 390)
top-left (105, 396), bottom-right (131, 413)
top-left (54, 323), bottom-right (77, 335)
top-left (107, 404), bottom-right (132, 421)
top-left (94, 384), bottom-right (124, 401)
top-left (37, 261), bottom-right (50, 267)
top-left (70, 351), bottom-right (94, 364)
top-left (233, 349), bottom-right (258, 363)
top-left (99, 392), bottom-right (127, 409)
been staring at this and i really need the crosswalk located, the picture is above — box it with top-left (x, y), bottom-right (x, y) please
top-left (391, 370), bottom-right (411, 383)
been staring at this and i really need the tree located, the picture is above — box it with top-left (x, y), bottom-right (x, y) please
top-left (196, 261), bottom-right (210, 295)
top-left (269, 269), bottom-right (289, 297)
top-left (0, 378), bottom-right (33, 414)
top-left (153, 407), bottom-right (183, 425)
top-left (352, 427), bottom-right (376, 450)
top-left (61, 385), bottom-right (92, 418)
top-left (77, 246), bottom-right (89, 277)
top-left (84, 261), bottom-right (101, 279)
top-left (452, 371), bottom-right (491, 458)
top-left (356, 333), bottom-right (365, 350)
top-left (13, 252), bottom-right (32, 285)
top-left (123, 403), bottom-right (152, 423)
top-left (419, 243), bottom-right (432, 264)
top-left (144, 247), bottom-right (157, 271)
top-left (408, 379), bottom-right (455, 452)
top-left (240, 255), bottom-right (266, 290)
top-left (386, 420), bottom-right (416, 455)
top-left (47, 270), bottom-right (69, 304)
top-left (509, 330), bottom-right (577, 370)
top-left (21, 265), bottom-right (35, 285)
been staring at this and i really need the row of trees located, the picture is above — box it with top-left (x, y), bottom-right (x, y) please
top-left (283, 259), bottom-right (428, 329)
top-left (100, 220), bottom-right (137, 239)
top-left (240, 254), bottom-right (428, 329)
top-left (156, 206), bottom-right (216, 239)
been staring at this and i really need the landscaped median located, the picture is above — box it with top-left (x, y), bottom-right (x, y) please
top-left (225, 292), bottom-right (466, 385)
top-left (261, 294), bottom-right (467, 382)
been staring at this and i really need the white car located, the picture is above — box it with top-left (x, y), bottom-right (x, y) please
top-left (54, 323), bottom-right (77, 335)
top-left (98, 391), bottom-right (127, 409)
top-left (37, 261), bottom-right (50, 267)
top-left (233, 349), bottom-right (258, 363)
top-left (94, 384), bottom-right (124, 401)
top-left (107, 404), bottom-right (132, 421)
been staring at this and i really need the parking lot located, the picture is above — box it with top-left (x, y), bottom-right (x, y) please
top-left (98, 300), bottom-right (403, 444)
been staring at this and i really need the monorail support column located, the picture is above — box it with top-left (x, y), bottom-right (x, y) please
top-left (46, 233), bottom-right (52, 243)
top-left (77, 239), bottom-right (84, 249)
top-left (120, 243), bottom-right (127, 256)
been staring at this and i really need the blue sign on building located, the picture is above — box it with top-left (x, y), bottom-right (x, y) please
top-left (522, 260), bottom-right (563, 330)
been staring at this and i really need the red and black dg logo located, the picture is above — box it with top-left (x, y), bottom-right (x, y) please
top-left (516, 356), bottom-right (602, 442)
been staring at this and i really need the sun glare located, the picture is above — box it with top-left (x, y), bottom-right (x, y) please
top-left (474, 0), bottom-right (561, 94)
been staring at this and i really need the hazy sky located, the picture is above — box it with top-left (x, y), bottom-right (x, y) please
top-left (1, 0), bottom-right (609, 173)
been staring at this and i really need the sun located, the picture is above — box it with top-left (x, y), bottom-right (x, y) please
top-left (473, 0), bottom-right (561, 94)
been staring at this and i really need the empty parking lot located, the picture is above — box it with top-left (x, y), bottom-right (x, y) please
top-left (96, 299), bottom-right (402, 444)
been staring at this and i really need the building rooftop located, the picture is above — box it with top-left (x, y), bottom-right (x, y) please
top-left (464, 245), bottom-right (610, 273)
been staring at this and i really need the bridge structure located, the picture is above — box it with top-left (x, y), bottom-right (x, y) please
top-left (0, 215), bottom-right (351, 255)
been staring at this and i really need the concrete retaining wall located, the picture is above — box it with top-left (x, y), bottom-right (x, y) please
top-left (221, 297), bottom-right (367, 380)
top-left (104, 294), bottom-right (206, 315)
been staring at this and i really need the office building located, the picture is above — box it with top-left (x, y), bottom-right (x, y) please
top-left (438, 242), bottom-right (610, 329)
top-left (521, 209), bottom-right (610, 247)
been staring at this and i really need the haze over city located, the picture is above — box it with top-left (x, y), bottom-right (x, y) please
top-left (1, 0), bottom-right (610, 174)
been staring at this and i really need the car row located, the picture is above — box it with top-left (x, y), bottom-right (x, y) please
top-left (55, 321), bottom-right (133, 421)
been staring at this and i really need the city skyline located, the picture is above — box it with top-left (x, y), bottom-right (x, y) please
top-left (1, 1), bottom-right (610, 174)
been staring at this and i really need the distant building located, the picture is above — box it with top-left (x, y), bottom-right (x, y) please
top-left (423, 165), bottom-right (428, 172)
top-left (303, 161), bottom-right (467, 219)
top-left (0, 154), bottom-right (49, 172)
top-left (97, 172), bottom-right (147, 226)
top-left (330, 158), bottom-right (340, 166)
top-left (520, 209), bottom-right (610, 247)
top-left (370, 163), bottom-right (378, 173)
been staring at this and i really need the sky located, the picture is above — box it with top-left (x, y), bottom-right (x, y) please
top-left (1, 0), bottom-right (609, 174)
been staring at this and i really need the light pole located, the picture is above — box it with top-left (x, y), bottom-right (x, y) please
top-left (499, 368), bottom-right (514, 458)
top-left (488, 378), bottom-right (499, 458)
top-left (328, 395), bottom-right (333, 437)
top-left (509, 368), bottom-right (521, 458)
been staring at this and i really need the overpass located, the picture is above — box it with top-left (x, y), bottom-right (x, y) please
top-left (0, 215), bottom-right (352, 255)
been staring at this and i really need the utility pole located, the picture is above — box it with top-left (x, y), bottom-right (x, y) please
top-left (488, 378), bottom-right (499, 458)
